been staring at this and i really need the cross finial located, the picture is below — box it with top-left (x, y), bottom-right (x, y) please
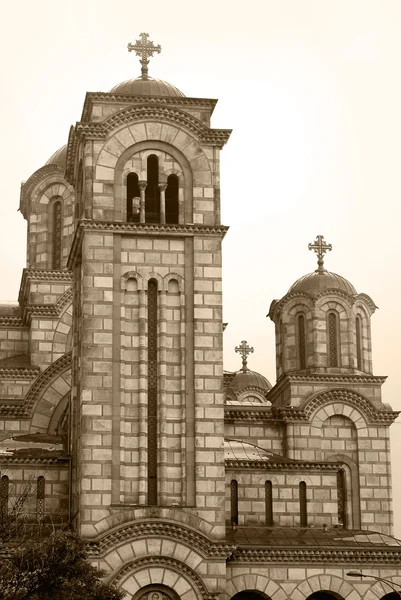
top-left (308, 235), bottom-right (332, 271)
top-left (235, 340), bottom-right (254, 372)
top-left (128, 33), bottom-right (161, 80)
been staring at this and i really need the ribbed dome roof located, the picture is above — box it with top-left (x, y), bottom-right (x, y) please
top-left (228, 369), bottom-right (272, 392)
top-left (45, 145), bottom-right (67, 170)
top-left (109, 76), bottom-right (185, 97)
top-left (289, 270), bottom-right (357, 295)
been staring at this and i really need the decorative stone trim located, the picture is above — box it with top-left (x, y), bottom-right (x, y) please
top-left (0, 352), bottom-right (71, 416)
top-left (0, 316), bottom-right (25, 328)
top-left (67, 105), bottom-right (231, 179)
top-left (225, 459), bottom-right (341, 470)
top-left (303, 389), bottom-right (399, 424)
top-left (67, 220), bottom-right (229, 269)
top-left (286, 373), bottom-right (387, 384)
top-left (81, 92), bottom-right (218, 122)
top-left (19, 268), bottom-right (73, 306)
top-left (269, 289), bottom-right (376, 320)
top-left (228, 547), bottom-right (401, 564)
top-left (20, 165), bottom-right (65, 216)
top-left (87, 521), bottom-right (233, 559)
top-left (0, 366), bottom-right (40, 379)
top-left (111, 556), bottom-right (218, 600)
top-left (0, 456), bottom-right (69, 465)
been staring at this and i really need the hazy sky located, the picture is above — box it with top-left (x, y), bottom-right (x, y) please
top-left (1, 0), bottom-right (401, 534)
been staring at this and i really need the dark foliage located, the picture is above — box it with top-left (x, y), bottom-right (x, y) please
top-left (0, 530), bottom-right (125, 600)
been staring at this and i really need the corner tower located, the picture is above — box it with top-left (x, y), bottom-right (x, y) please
top-left (67, 35), bottom-right (231, 537)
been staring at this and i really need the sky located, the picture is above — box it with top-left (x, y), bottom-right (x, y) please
top-left (1, 0), bottom-right (401, 533)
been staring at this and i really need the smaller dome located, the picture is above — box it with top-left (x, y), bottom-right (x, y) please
top-left (109, 76), bottom-right (185, 97)
top-left (228, 369), bottom-right (272, 393)
top-left (45, 145), bottom-right (67, 170)
top-left (289, 270), bottom-right (357, 295)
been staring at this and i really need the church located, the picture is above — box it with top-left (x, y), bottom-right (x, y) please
top-left (1, 33), bottom-right (401, 600)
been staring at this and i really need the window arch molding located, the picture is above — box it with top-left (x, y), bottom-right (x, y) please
top-left (114, 140), bottom-right (193, 224)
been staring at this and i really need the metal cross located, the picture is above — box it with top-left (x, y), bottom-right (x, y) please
top-left (308, 235), bottom-right (332, 270)
top-left (128, 33), bottom-right (161, 80)
top-left (235, 340), bottom-right (254, 372)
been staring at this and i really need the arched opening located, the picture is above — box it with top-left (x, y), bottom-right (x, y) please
top-left (297, 314), bottom-right (306, 369)
top-left (127, 172), bottom-right (140, 222)
top-left (265, 480), bottom-right (273, 526)
top-left (306, 592), bottom-right (343, 600)
top-left (327, 312), bottom-right (339, 367)
top-left (52, 200), bottom-right (62, 269)
top-left (145, 154), bottom-right (160, 223)
top-left (133, 584), bottom-right (180, 600)
top-left (147, 278), bottom-right (158, 505)
top-left (299, 481), bottom-right (307, 527)
top-left (231, 592), bottom-right (271, 600)
top-left (230, 479), bottom-right (238, 526)
top-left (165, 174), bottom-right (179, 224)
top-left (337, 468), bottom-right (346, 528)
top-left (356, 315), bottom-right (362, 370)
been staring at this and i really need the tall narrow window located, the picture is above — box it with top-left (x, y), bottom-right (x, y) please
top-left (52, 201), bottom-right (62, 269)
top-left (356, 316), bottom-right (362, 370)
top-left (127, 172), bottom-right (140, 222)
top-left (148, 279), bottom-right (158, 505)
top-left (328, 312), bottom-right (339, 367)
top-left (299, 481), bottom-right (307, 527)
top-left (145, 155), bottom-right (160, 223)
top-left (265, 480), bottom-right (273, 526)
top-left (165, 174), bottom-right (179, 224)
top-left (337, 469), bottom-right (346, 529)
top-left (0, 475), bottom-right (9, 520)
top-left (37, 476), bottom-right (45, 523)
top-left (297, 314), bottom-right (306, 370)
top-left (230, 480), bottom-right (238, 526)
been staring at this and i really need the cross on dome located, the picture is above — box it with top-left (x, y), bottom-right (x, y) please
top-left (308, 235), bottom-right (332, 271)
top-left (235, 340), bottom-right (254, 372)
top-left (128, 33), bottom-right (161, 80)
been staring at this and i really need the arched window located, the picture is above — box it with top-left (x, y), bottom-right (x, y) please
top-left (148, 279), bottom-right (158, 505)
top-left (52, 201), bottom-right (62, 269)
top-left (297, 314), bottom-right (306, 370)
top-left (146, 155), bottom-right (160, 223)
top-left (165, 174), bottom-right (179, 224)
top-left (0, 475), bottom-right (9, 519)
top-left (37, 476), bottom-right (45, 523)
top-left (127, 172), bottom-right (140, 223)
top-left (265, 480), bottom-right (273, 526)
top-left (337, 469), bottom-right (346, 529)
top-left (230, 479), bottom-right (238, 526)
top-left (328, 312), bottom-right (339, 367)
top-left (299, 481), bottom-right (307, 527)
top-left (356, 315), bottom-right (362, 370)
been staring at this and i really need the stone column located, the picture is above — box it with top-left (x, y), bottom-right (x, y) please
top-left (138, 181), bottom-right (147, 224)
top-left (159, 183), bottom-right (167, 224)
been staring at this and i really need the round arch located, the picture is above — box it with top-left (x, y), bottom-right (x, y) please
top-left (231, 592), bottom-right (271, 600)
top-left (132, 584), bottom-right (180, 600)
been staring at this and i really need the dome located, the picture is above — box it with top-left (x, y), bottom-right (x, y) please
top-left (288, 270), bottom-right (357, 295)
top-left (45, 145), bottom-right (67, 170)
top-left (109, 76), bottom-right (185, 97)
top-left (228, 369), bottom-right (272, 393)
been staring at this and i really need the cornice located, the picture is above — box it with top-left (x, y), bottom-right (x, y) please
top-left (87, 521), bottom-right (232, 559)
top-left (286, 373), bottom-right (387, 385)
top-left (228, 547), bottom-right (401, 564)
top-left (67, 219), bottom-right (229, 269)
top-left (0, 316), bottom-right (25, 328)
top-left (0, 352), bottom-right (71, 417)
top-left (81, 92), bottom-right (218, 122)
top-left (19, 268), bottom-right (73, 306)
top-left (225, 459), bottom-right (340, 471)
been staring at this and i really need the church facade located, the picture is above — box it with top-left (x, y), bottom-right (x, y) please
top-left (1, 34), bottom-right (401, 600)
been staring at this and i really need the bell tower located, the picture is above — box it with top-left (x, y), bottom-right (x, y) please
top-left (67, 35), bottom-right (232, 537)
